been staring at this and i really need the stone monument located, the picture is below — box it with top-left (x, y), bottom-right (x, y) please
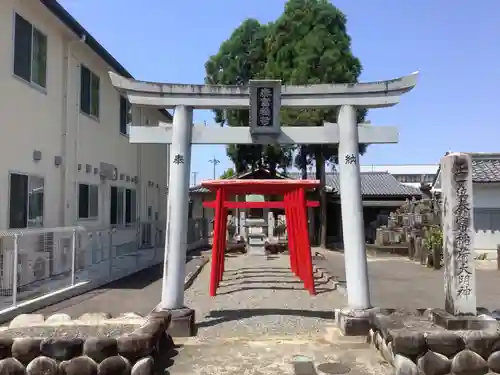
top-left (441, 152), bottom-right (476, 316)
top-left (368, 153), bottom-right (499, 375)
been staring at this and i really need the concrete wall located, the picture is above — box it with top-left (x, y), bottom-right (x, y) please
top-left (0, 0), bottom-right (169, 231)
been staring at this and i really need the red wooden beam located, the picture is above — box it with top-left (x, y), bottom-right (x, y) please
top-left (200, 179), bottom-right (321, 195)
top-left (201, 179), bottom-right (320, 188)
top-left (203, 200), bottom-right (320, 209)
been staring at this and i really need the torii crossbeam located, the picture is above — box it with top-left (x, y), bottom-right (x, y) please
top-left (109, 71), bottom-right (419, 336)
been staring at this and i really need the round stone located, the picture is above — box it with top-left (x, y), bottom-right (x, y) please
top-left (77, 313), bottom-right (111, 322)
top-left (488, 351), bottom-right (500, 373)
top-left (394, 354), bottom-right (418, 375)
top-left (62, 356), bottom-right (98, 375)
top-left (0, 357), bottom-right (25, 375)
top-left (12, 338), bottom-right (42, 365)
top-left (417, 350), bottom-right (451, 375)
top-left (45, 313), bottom-right (72, 323)
top-left (26, 356), bottom-right (58, 375)
top-left (451, 349), bottom-right (488, 375)
top-left (131, 356), bottom-right (154, 375)
top-left (9, 314), bottom-right (44, 328)
top-left (83, 337), bottom-right (118, 363)
top-left (97, 355), bottom-right (130, 375)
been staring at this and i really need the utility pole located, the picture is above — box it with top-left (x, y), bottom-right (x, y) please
top-left (191, 171), bottom-right (198, 186)
top-left (208, 157), bottom-right (220, 180)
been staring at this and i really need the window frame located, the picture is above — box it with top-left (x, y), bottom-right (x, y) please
top-left (119, 96), bottom-right (132, 136)
top-left (8, 171), bottom-right (45, 229)
top-left (77, 183), bottom-right (99, 220)
top-left (80, 64), bottom-right (100, 119)
top-left (12, 12), bottom-right (48, 90)
top-left (110, 186), bottom-right (137, 226)
top-left (125, 188), bottom-right (137, 224)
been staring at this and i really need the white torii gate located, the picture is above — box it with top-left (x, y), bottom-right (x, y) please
top-left (109, 72), bottom-right (418, 328)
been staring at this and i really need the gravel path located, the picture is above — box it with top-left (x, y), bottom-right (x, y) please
top-left (184, 254), bottom-right (345, 340)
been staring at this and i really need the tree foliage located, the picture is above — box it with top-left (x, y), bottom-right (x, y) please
top-left (220, 167), bottom-right (236, 179)
top-left (205, 0), bottom-right (367, 169)
top-left (204, 19), bottom-right (293, 174)
top-left (204, 0), bottom-right (368, 245)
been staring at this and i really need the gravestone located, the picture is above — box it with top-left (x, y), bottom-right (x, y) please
top-left (245, 194), bottom-right (267, 255)
top-left (441, 152), bottom-right (476, 315)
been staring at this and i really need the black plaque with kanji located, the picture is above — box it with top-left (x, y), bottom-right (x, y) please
top-left (256, 87), bottom-right (274, 127)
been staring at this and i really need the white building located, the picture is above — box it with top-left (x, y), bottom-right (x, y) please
top-left (433, 153), bottom-right (500, 257)
top-left (360, 164), bottom-right (439, 190)
top-left (0, 0), bottom-right (171, 232)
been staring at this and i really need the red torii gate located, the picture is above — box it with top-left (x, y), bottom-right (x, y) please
top-left (201, 179), bottom-right (320, 297)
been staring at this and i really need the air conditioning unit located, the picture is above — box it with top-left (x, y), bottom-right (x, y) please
top-left (100, 162), bottom-right (118, 181)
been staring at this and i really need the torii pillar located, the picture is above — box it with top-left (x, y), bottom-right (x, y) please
top-left (109, 72), bottom-right (419, 336)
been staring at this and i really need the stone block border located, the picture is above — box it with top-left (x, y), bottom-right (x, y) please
top-left (184, 256), bottom-right (209, 290)
top-left (369, 308), bottom-right (500, 375)
top-left (0, 311), bottom-right (175, 375)
top-left (312, 264), bottom-right (347, 296)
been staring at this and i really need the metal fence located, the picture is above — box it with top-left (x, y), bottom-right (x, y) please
top-left (0, 218), bottom-right (208, 311)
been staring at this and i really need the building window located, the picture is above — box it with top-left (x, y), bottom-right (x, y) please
top-left (80, 65), bottom-right (100, 118)
top-left (119, 97), bottom-right (131, 135)
top-left (78, 184), bottom-right (98, 219)
top-left (9, 173), bottom-right (44, 229)
top-left (13, 13), bottom-right (47, 88)
top-left (110, 187), bottom-right (136, 225)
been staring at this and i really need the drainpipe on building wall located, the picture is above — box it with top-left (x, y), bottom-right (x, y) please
top-left (73, 66), bottom-right (82, 227)
top-left (61, 35), bottom-right (86, 227)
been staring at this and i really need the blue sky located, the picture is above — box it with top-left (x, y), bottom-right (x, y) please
top-left (59, 0), bottom-right (500, 184)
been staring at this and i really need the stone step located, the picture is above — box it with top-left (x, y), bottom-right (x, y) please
top-left (170, 335), bottom-right (390, 375)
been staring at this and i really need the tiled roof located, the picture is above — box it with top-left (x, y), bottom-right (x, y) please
top-left (433, 153), bottom-right (500, 186)
top-left (191, 171), bottom-right (422, 197)
top-left (190, 185), bottom-right (210, 193)
top-left (325, 172), bottom-right (422, 196)
top-left (471, 159), bottom-right (500, 183)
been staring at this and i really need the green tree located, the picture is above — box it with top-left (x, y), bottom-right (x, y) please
top-left (264, 0), bottom-right (367, 247)
top-left (220, 167), bottom-right (236, 179)
top-left (204, 19), bottom-right (293, 174)
top-left (205, 0), bottom-right (367, 246)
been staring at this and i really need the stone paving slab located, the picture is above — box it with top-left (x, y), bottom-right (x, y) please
top-left (313, 248), bottom-right (500, 311)
top-left (171, 335), bottom-right (391, 375)
top-left (32, 253), bottom-right (209, 318)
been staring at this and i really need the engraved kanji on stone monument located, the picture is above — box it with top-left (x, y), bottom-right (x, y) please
top-left (441, 152), bottom-right (476, 316)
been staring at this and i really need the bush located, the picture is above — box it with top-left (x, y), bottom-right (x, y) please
top-left (425, 225), bottom-right (443, 251)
